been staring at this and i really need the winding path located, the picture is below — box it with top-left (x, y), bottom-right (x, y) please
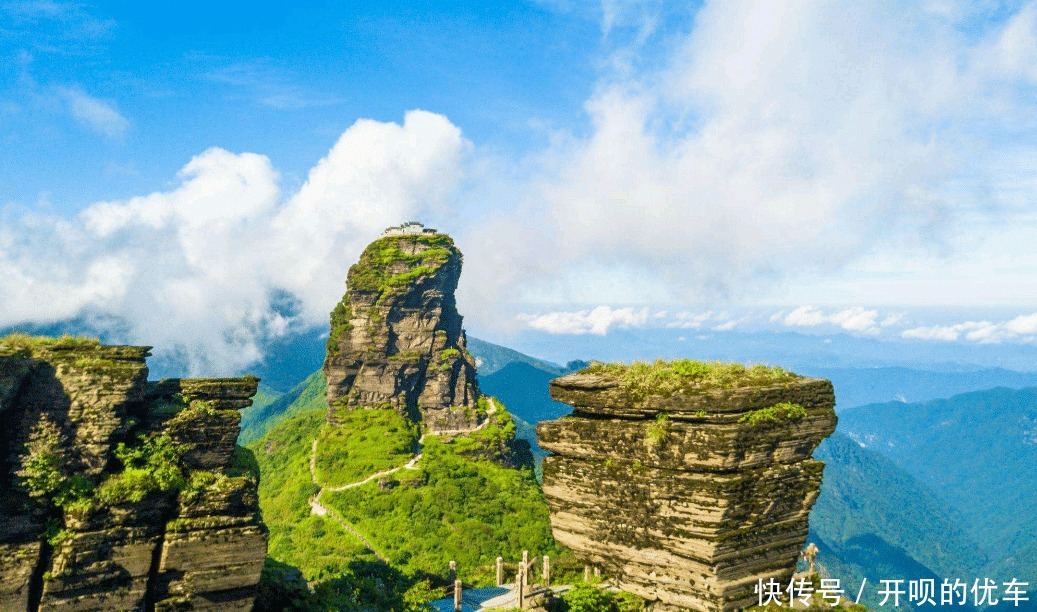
top-left (306, 399), bottom-right (500, 562)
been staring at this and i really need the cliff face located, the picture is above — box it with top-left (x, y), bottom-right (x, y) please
top-left (537, 362), bottom-right (837, 612)
top-left (0, 336), bottom-right (266, 611)
top-left (323, 228), bottom-right (482, 431)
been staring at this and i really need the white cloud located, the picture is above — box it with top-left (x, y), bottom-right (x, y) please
top-left (59, 88), bottom-right (129, 139)
top-left (666, 310), bottom-right (714, 329)
top-left (881, 312), bottom-right (907, 328)
top-left (902, 313), bottom-right (1037, 344)
top-left (0, 110), bottom-right (467, 374)
top-left (982, 2), bottom-right (1037, 82)
top-left (783, 306), bottom-right (827, 328)
top-left (712, 319), bottom-right (738, 332)
top-left (521, 306), bottom-right (650, 335)
top-left (457, 2), bottom-right (1037, 313)
top-left (780, 306), bottom-right (882, 335)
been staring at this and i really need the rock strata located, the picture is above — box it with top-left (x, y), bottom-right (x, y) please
top-left (323, 224), bottom-right (482, 431)
top-left (537, 365), bottom-right (837, 611)
top-left (0, 335), bottom-right (266, 611)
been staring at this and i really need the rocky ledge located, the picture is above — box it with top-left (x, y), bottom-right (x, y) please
top-left (537, 361), bottom-right (837, 611)
top-left (0, 335), bottom-right (266, 611)
top-left (323, 225), bottom-right (482, 431)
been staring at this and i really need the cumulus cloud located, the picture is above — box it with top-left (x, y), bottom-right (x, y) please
top-left (59, 88), bottom-right (129, 139)
top-left (459, 1), bottom-right (1037, 313)
top-left (0, 110), bottom-right (467, 374)
top-left (777, 306), bottom-right (883, 335)
top-left (12, 2), bottom-right (1037, 370)
top-left (902, 313), bottom-right (1037, 343)
top-left (521, 306), bottom-right (651, 335)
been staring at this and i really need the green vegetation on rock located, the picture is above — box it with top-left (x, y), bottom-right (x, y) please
top-left (579, 359), bottom-right (798, 400)
top-left (326, 299), bottom-right (354, 356)
top-left (347, 234), bottom-right (457, 295)
top-left (95, 433), bottom-right (188, 505)
top-left (0, 333), bottom-right (102, 354)
top-left (16, 417), bottom-right (190, 516)
top-left (15, 415), bottom-right (93, 511)
top-left (739, 402), bottom-right (808, 426)
top-left (643, 413), bottom-right (670, 449)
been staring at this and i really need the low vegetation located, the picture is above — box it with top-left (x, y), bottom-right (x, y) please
top-left (347, 234), bottom-right (457, 296)
top-left (644, 413), bottom-right (670, 450)
top-left (579, 359), bottom-right (798, 400)
top-left (547, 582), bottom-right (645, 612)
top-left (322, 403), bottom-right (557, 586)
top-left (249, 371), bottom-right (559, 607)
top-left (315, 408), bottom-right (419, 487)
top-left (0, 333), bottom-right (102, 355)
top-left (738, 402), bottom-right (808, 426)
top-left (16, 416), bottom-right (191, 517)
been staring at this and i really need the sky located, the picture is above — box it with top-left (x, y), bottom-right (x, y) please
top-left (4, 0), bottom-right (1037, 374)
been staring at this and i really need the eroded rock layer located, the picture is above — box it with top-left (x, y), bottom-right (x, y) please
top-left (323, 227), bottom-right (482, 431)
top-left (0, 336), bottom-right (266, 611)
top-left (538, 370), bottom-right (837, 611)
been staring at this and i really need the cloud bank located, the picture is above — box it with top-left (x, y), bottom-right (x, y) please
top-left (10, 2), bottom-right (1037, 371)
top-left (903, 313), bottom-right (1037, 344)
top-left (0, 110), bottom-right (467, 374)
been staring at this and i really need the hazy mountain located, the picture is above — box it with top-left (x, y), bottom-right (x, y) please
top-left (838, 387), bottom-right (1037, 582)
top-left (810, 433), bottom-right (985, 608)
top-left (466, 336), bottom-right (566, 376)
top-left (801, 366), bottom-right (1037, 410)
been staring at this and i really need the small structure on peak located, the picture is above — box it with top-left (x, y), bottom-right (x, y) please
top-left (382, 221), bottom-right (438, 236)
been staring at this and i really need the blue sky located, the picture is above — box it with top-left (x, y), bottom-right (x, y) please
top-left (4, 0), bottom-right (1037, 373)
top-left (2, 1), bottom-right (612, 207)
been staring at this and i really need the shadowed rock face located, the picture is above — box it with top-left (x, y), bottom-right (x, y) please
top-left (323, 230), bottom-right (481, 431)
top-left (0, 336), bottom-right (266, 612)
top-left (538, 370), bottom-right (837, 612)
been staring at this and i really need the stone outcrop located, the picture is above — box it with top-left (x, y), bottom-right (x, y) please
top-left (0, 335), bottom-right (266, 611)
top-left (323, 226), bottom-right (482, 431)
top-left (537, 365), bottom-right (837, 611)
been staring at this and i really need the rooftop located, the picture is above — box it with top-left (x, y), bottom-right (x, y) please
top-left (382, 221), bottom-right (437, 236)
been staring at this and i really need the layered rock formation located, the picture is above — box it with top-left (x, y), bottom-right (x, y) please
top-left (0, 335), bottom-right (266, 611)
top-left (323, 224), bottom-right (482, 431)
top-left (537, 362), bottom-right (837, 611)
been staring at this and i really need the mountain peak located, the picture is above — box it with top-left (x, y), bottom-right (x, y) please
top-left (322, 230), bottom-right (481, 431)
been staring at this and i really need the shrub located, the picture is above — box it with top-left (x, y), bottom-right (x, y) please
top-left (561, 584), bottom-right (617, 612)
top-left (95, 434), bottom-right (187, 505)
top-left (16, 416), bottom-right (94, 510)
top-left (738, 402), bottom-right (808, 426)
top-left (644, 413), bottom-right (670, 450)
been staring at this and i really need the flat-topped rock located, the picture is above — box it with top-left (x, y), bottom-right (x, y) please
top-left (538, 360), bottom-right (836, 611)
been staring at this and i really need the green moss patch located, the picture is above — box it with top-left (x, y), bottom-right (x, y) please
top-left (346, 234), bottom-right (457, 295)
top-left (579, 359), bottom-right (798, 400)
top-left (738, 402), bottom-right (808, 426)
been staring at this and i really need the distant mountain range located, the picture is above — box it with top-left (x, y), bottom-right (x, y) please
top-left (838, 388), bottom-right (1037, 587)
